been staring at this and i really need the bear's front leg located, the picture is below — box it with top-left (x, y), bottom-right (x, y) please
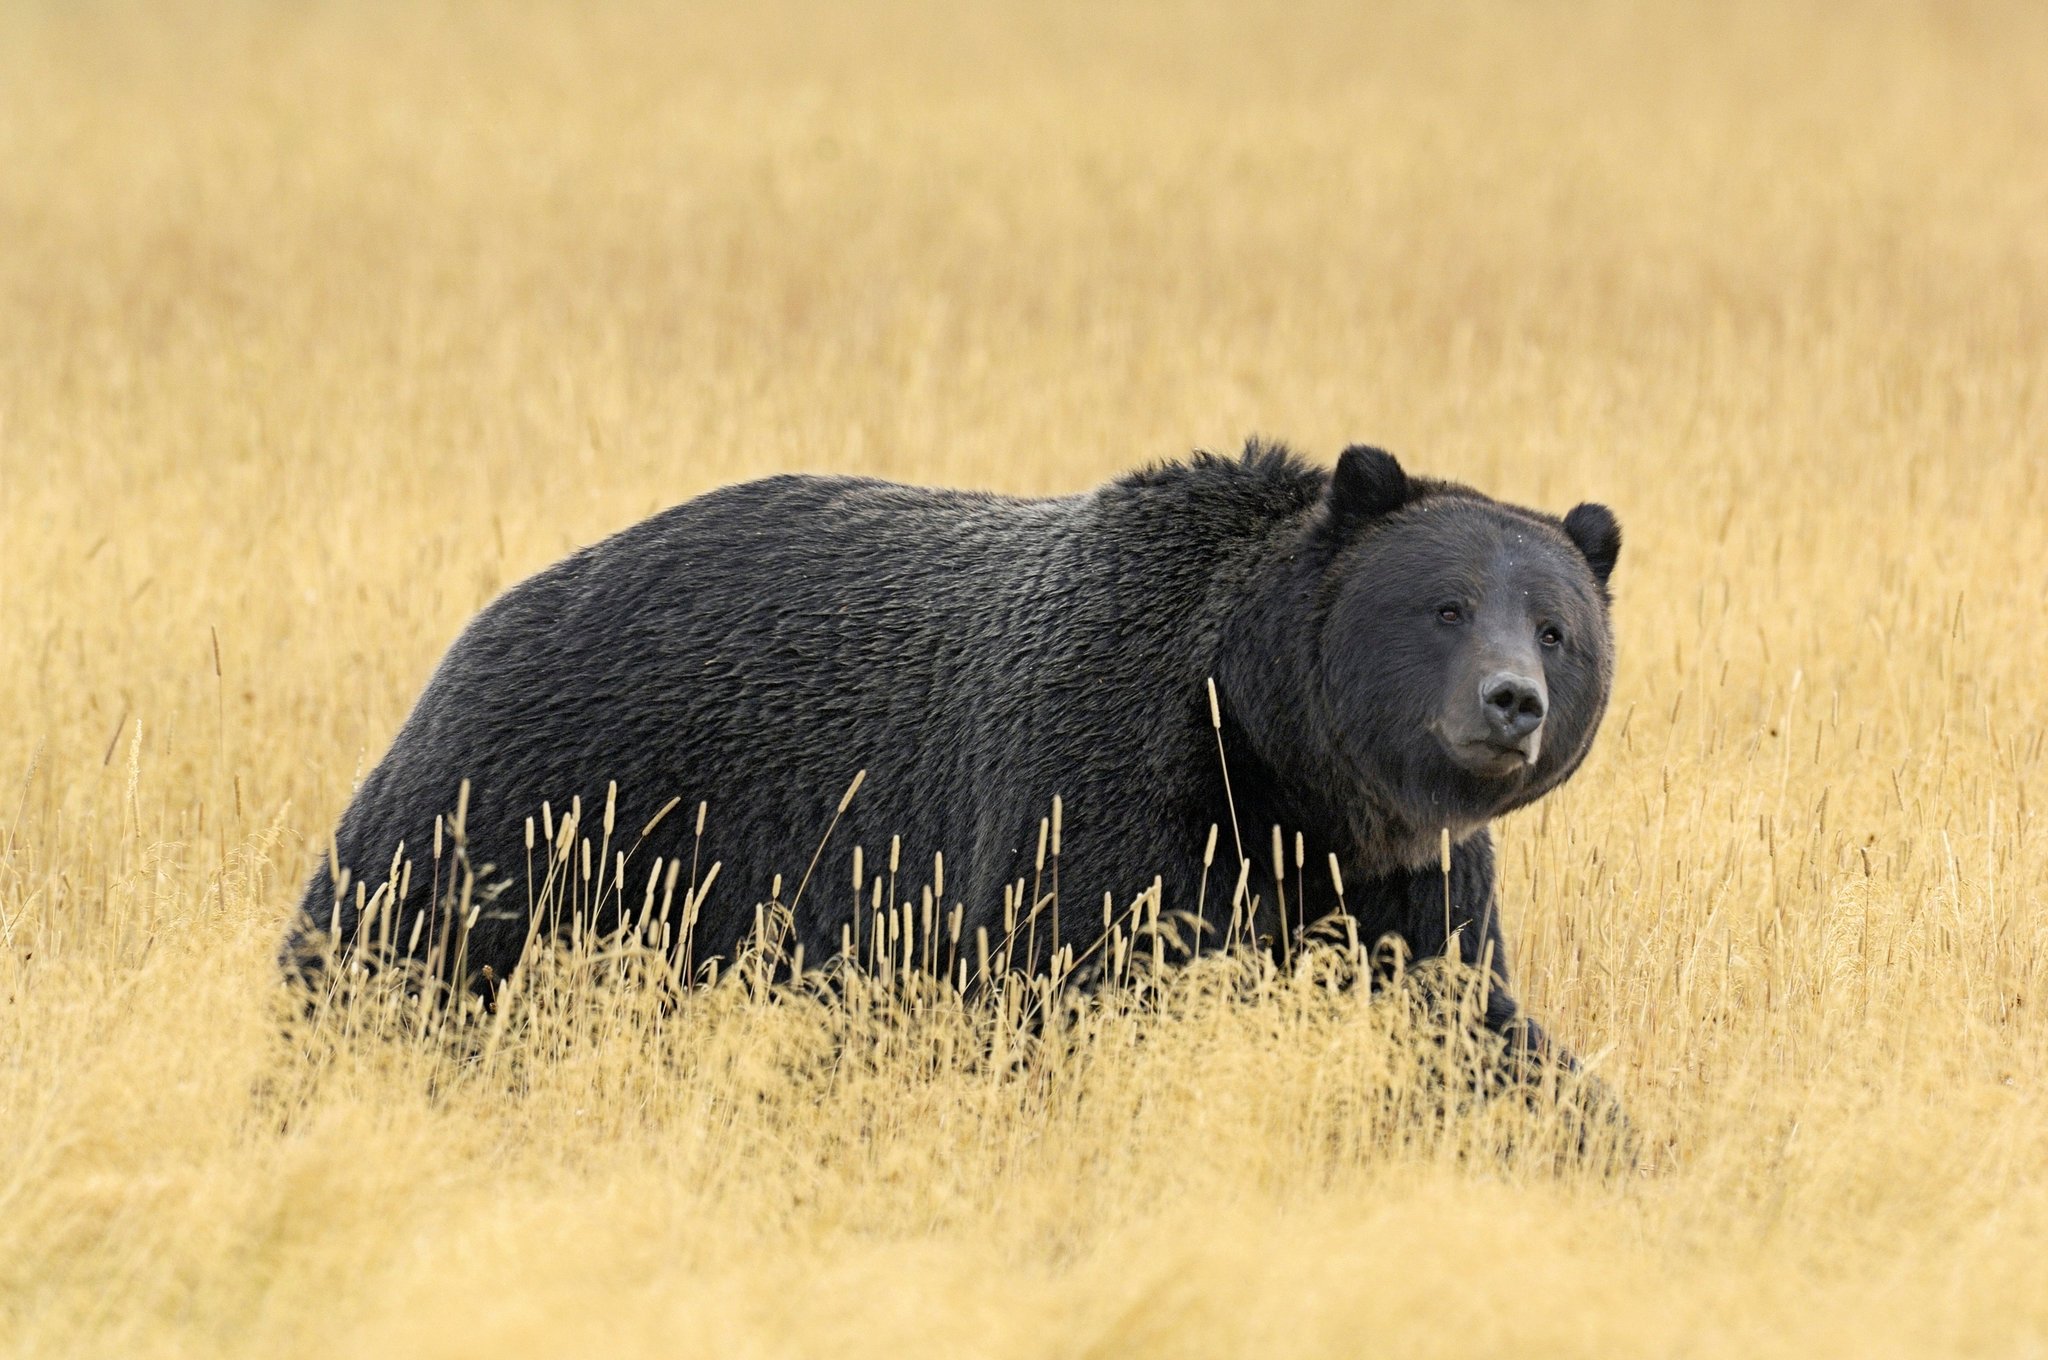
top-left (1372, 830), bottom-right (1635, 1160)
top-left (1372, 829), bottom-right (1567, 1069)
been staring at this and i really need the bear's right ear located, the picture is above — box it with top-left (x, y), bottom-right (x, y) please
top-left (1325, 446), bottom-right (1410, 532)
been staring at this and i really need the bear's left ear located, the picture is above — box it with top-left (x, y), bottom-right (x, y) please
top-left (1325, 446), bottom-right (1410, 532)
top-left (1563, 503), bottom-right (1622, 588)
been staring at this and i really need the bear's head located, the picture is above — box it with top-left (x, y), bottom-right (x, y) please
top-left (1310, 445), bottom-right (1621, 848)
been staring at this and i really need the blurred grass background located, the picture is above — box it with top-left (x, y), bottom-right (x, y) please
top-left (1, 1), bottom-right (2045, 1355)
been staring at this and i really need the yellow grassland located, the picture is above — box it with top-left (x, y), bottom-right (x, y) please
top-left (2, 1), bottom-right (2045, 1355)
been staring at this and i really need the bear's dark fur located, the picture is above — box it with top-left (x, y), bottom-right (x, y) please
top-left (288, 442), bottom-right (1619, 1057)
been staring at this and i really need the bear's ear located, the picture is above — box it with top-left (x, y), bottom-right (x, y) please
top-left (1325, 446), bottom-right (1410, 530)
top-left (1563, 502), bottom-right (1622, 588)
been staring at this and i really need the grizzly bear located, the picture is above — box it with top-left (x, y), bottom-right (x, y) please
top-left (287, 442), bottom-right (1619, 1062)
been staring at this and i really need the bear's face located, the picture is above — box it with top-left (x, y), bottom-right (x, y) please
top-left (1314, 449), bottom-right (1620, 837)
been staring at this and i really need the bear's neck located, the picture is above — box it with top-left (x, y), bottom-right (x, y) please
top-left (1210, 713), bottom-right (1463, 880)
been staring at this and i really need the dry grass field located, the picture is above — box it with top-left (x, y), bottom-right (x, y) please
top-left (4, 1), bottom-right (2047, 1354)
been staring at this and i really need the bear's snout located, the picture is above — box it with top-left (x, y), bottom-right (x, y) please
top-left (1438, 668), bottom-right (1547, 775)
top-left (1480, 671), bottom-right (1546, 748)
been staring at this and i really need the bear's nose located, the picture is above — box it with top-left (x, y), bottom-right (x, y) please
top-left (1480, 673), bottom-right (1546, 742)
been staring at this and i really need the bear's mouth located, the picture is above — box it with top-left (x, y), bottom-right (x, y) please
top-left (1446, 736), bottom-right (1539, 779)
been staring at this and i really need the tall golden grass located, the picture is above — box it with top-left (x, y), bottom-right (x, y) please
top-left (3, 0), bottom-right (2046, 1354)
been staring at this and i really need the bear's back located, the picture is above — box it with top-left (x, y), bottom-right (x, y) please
top-left (304, 455), bottom-right (1330, 977)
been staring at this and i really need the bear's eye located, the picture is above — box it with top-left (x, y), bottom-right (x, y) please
top-left (1539, 624), bottom-right (1564, 648)
top-left (1436, 604), bottom-right (1465, 625)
